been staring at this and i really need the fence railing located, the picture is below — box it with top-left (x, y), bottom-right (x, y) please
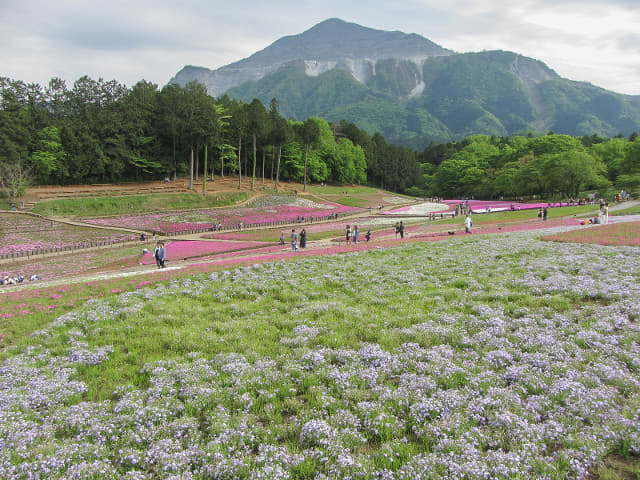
top-left (0, 213), bottom-right (343, 261)
top-left (0, 235), bottom-right (141, 261)
top-left (162, 213), bottom-right (340, 236)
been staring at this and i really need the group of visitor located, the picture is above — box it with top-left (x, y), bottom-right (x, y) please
top-left (289, 228), bottom-right (307, 252)
top-left (394, 221), bottom-right (405, 239)
top-left (537, 207), bottom-right (549, 221)
top-left (0, 274), bottom-right (39, 286)
top-left (153, 241), bottom-right (166, 268)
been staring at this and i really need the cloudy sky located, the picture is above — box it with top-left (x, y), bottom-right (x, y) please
top-left (1, 0), bottom-right (639, 95)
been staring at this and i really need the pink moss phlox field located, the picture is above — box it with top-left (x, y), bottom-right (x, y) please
top-left (444, 199), bottom-right (578, 213)
top-left (81, 201), bottom-right (364, 234)
top-left (0, 248), bottom-right (126, 279)
top-left (542, 221), bottom-right (640, 246)
top-left (0, 213), bottom-right (135, 256)
top-left (139, 240), bottom-right (268, 265)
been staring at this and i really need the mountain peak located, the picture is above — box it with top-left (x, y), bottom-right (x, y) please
top-left (262, 17), bottom-right (452, 63)
top-left (170, 18), bottom-right (453, 97)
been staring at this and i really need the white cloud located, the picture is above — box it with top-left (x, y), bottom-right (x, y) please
top-left (0, 0), bottom-right (639, 94)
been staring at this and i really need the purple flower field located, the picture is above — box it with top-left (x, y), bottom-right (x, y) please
top-left (1, 229), bottom-right (639, 478)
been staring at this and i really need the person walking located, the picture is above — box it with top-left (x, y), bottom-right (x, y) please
top-left (300, 228), bottom-right (307, 249)
top-left (365, 229), bottom-right (371, 242)
top-left (154, 241), bottom-right (166, 268)
top-left (291, 229), bottom-right (298, 252)
top-left (352, 225), bottom-right (359, 243)
top-left (399, 221), bottom-right (405, 239)
top-left (345, 225), bottom-right (351, 243)
top-left (464, 215), bottom-right (473, 234)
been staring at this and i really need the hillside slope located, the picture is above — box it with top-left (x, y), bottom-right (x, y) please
top-left (170, 19), bottom-right (640, 147)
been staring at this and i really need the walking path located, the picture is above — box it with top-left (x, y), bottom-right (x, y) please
top-left (5, 210), bottom-right (639, 294)
top-left (2, 201), bottom-right (638, 293)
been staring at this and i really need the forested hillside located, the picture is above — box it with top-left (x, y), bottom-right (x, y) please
top-left (1, 76), bottom-right (639, 201)
top-left (228, 50), bottom-right (640, 149)
top-left (0, 77), bottom-right (378, 192)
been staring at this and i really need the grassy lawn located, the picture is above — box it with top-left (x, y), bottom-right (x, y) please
top-left (470, 205), bottom-right (597, 224)
top-left (611, 202), bottom-right (640, 216)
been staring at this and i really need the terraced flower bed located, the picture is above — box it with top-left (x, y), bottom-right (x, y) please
top-left (0, 213), bottom-right (136, 257)
top-left (81, 197), bottom-right (365, 234)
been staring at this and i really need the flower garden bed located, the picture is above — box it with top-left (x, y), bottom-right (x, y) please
top-left (542, 221), bottom-right (640, 246)
top-left (81, 198), bottom-right (365, 235)
top-left (139, 240), bottom-right (270, 265)
top-left (0, 213), bottom-right (136, 257)
top-left (0, 230), bottom-right (639, 478)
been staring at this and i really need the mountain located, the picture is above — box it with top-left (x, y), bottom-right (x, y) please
top-left (170, 18), bottom-right (640, 148)
top-left (170, 18), bottom-right (452, 97)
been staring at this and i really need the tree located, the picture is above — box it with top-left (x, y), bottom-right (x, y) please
top-left (158, 83), bottom-right (185, 179)
top-left (183, 81), bottom-right (218, 189)
top-left (119, 80), bottom-right (161, 180)
top-left (31, 126), bottom-right (67, 182)
top-left (543, 151), bottom-right (607, 197)
top-left (589, 138), bottom-right (627, 181)
top-left (0, 160), bottom-right (31, 199)
top-left (267, 98), bottom-right (290, 191)
top-left (297, 117), bottom-right (321, 191)
top-left (246, 99), bottom-right (268, 190)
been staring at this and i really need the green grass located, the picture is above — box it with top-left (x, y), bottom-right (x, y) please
top-left (32, 191), bottom-right (249, 217)
top-left (332, 196), bottom-right (372, 208)
top-left (306, 185), bottom-right (379, 195)
top-left (611, 202), bottom-right (640, 216)
top-left (471, 205), bottom-right (597, 224)
top-left (591, 453), bottom-right (640, 480)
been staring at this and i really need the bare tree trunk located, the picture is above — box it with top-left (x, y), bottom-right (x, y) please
top-left (189, 147), bottom-right (194, 190)
top-left (275, 145), bottom-right (282, 192)
top-left (202, 143), bottom-right (207, 197)
top-left (303, 143), bottom-right (309, 192)
top-left (221, 145), bottom-right (224, 178)
top-left (262, 149), bottom-right (266, 185)
top-left (195, 144), bottom-right (199, 181)
top-left (271, 145), bottom-right (275, 181)
top-left (251, 133), bottom-right (256, 191)
top-left (172, 135), bottom-right (177, 180)
top-left (237, 135), bottom-right (242, 190)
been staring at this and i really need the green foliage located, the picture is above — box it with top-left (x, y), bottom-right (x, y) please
top-left (0, 160), bottom-right (30, 198)
top-left (227, 50), bottom-right (640, 149)
top-left (30, 126), bottom-right (67, 181)
top-left (3, 69), bottom-right (640, 198)
top-left (423, 133), bottom-right (638, 199)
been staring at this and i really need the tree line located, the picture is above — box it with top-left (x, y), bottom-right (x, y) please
top-left (418, 133), bottom-right (640, 199)
top-left (1, 75), bottom-right (638, 200)
top-left (0, 76), bottom-right (382, 196)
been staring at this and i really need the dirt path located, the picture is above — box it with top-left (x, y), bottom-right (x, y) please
top-left (7, 209), bottom-right (639, 294)
top-left (4, 196), bottom-right (637, 294)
